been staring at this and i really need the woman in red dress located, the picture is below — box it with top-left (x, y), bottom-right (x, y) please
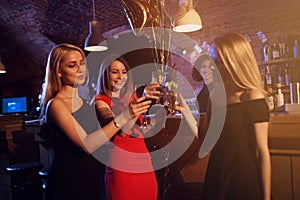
top-left (94, 54), bottom-right (160, 200)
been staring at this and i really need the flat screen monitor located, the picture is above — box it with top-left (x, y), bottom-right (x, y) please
top-left (1, 96), bottom-right (28, 115)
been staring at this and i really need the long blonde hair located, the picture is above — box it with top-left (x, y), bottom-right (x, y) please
top-left (39, 43), bottom-right (86, 120)
top-left (212, 32), bottom-right (264, 92)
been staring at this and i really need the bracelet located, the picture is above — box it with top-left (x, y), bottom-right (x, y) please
top-left (113, 120), bottom-right (120, 128)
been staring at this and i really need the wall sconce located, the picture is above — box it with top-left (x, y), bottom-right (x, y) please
top-left (84, 0), bottom-right (108, 51)
top-left (0, 54), bottom-right (7, 73)
top-left (173, 8), bottom-right (202, 33)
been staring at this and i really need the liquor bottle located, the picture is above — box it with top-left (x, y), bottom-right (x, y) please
top-left (266, 87), bottom-right (275, 112)
top-left (284, 63), bottom-right (290, 88)
top-left (293, 39), bottom-right (299, 58)
top-left (265, 65), bottom-right (273, 89)
top-left (259, 66), bottom-right (266, 87)
top-left (263, 42), bottom-right (272, 61)
top-left (278, 36), bottom-right (287, 59)
top-left (272, 43), bottom-right (280, 60)
top-left (285, 35), bottom-right (293, 58)
top-left (274, 83), bottom-right (285, 112)
top-left (277, 65), bottom-right (285, 87)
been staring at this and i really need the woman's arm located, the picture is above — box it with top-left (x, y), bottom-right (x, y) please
top-left (254, 122), bottom-right (271, 200)
top-left (47, 96), bottom-right (151, 154)
top-left (95, 100), bottom-right (139, 137)
top-left (247, 90), bottom-right (271, 200)
top-left (177, 94), bottom-right (198, 138)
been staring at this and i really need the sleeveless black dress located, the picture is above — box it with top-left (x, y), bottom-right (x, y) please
top-left (45, 102), bottom-right (105, 200)
top-left (202, 99), bottom-right (270, 200)
top-left (197, 84), bottom-right (210, 113)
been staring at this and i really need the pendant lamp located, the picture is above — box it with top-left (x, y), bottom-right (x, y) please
top-left (84, 0), bottom-right (108, 51)
top-left (173, 1), bottom-right (202, 33)
top-left (0, 54), bottom-right (6, 73)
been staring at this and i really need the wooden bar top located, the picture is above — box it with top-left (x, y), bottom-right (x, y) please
top-left (270, 112), bottom-right (300, 124)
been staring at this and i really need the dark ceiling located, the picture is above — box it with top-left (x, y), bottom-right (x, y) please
top-left (0, 0), bottom-right (131, 86)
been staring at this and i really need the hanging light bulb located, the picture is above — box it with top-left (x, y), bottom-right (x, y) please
top-left (84, 0), bottom-right (108, 51)
top-left (0, 54), bottom-right (7, 73)
top-left (173, 1), bottom-right (202, 33)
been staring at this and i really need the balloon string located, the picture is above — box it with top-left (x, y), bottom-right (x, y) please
top-left (151, 25), bottom-right (159, 69)
top-left (149, 0), bottom-right (158, 69)
top-left (166, 18), bottom-right (172, 69)
top-left (160, 1), bottom-right (165, 73)
top-left (153, 0), bottom-right (163, 69)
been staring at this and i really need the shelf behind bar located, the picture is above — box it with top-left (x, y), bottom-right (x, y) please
top-left (260, 57), bottom-right (300, 66)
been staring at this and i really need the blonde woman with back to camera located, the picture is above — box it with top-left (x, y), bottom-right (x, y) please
top-left (197, 32), bottom-right (271, 200)
top-left (179, 33), bottom-right (272, 200)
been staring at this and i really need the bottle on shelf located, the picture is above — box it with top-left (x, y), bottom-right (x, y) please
top-left (285, 35), bottom-right (293, 58)
top-left (293, 39), bottom-right (299, 58)
top-left (277, 65), bottom-right (285, 87)
top-left (274, 83), bottom-right (285, 112)
top-left (259, 66), bottom-right (266, 87)
top-left (265, 65), bottom-right (273, 90)
top-left (278, 36), bottom-right (287, 59)
top-left (284, 63), bottom-right (290, 88)
top-left (266, 87), bottom-right (275, 112)
top-left (272, 43), bottom-right (280, 60)
top-left (263, 42), bottom-right (272, 61)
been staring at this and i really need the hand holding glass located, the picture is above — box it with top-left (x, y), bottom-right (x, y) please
top-left (134, 83), bottom-right (161, 130)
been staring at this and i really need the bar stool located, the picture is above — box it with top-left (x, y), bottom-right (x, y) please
top-left (38, 167), bottom-right (48, 200)
top-left (5, 161), bottom-right (43, 200)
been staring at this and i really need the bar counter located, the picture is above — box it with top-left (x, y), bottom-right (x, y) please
top-left (268, 112), bottom-right (300, 200)
top-left (22, 112), bottom-right (300, 200)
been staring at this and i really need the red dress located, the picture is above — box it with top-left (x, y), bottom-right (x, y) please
top-left (95, 95), bottom-right (158, 200)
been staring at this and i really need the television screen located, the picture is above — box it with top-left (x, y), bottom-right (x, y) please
top-left (1, 96), bottom-right (28, 114)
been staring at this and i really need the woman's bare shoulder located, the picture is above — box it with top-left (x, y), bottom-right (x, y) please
top-left (45, 97), bottom-right (69, 123)
top-left (47, 97), bottom-right (66, 109)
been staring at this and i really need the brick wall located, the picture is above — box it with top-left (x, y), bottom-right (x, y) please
top-left (172, 0), bottom-right (300, 96)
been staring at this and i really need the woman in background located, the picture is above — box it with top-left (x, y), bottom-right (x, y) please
top-left (192, 53), bottom-right (214, 113)
top-left (201, 32), bottom-right (271, 200)
top-left (39, 44), bottom-right (152, 200)
top-left (94, 54), bottom-right (159, 200)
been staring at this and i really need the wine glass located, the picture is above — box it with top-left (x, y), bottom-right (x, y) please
top-left (162, 90), bottom-right (177, 115)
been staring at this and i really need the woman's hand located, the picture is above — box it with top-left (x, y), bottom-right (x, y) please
top-left (143, 82), bottom-right (161, 100)
top-left (129, 96), bottom-right (152, 119)
top-left (114, 96), bottom-right (152, 131)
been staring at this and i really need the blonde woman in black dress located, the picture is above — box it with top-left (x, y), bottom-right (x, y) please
top-left (181, 33), bottom-right (271, 200)
top-left (39, 44), bottom-right (152, 200)
top-left (202, 32), bottom-right (271, 200)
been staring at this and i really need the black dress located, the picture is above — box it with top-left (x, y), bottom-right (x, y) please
top-left (196, 84), bottom-right (210, 113)
top-left (202, 99), bottom-right (270, 200)
top-left (45, 102), bottom-right (105, 200)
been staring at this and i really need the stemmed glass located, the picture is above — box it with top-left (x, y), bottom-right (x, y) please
top-left (149, 70), bottom-right (166, 114)
top-left (152, 69), bottom-right (178, 116)
top-left (162, 90), bottom-right (177, 115)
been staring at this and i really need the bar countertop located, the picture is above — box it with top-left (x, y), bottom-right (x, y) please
top-left (269, 112), bottom-right (300, 153)
top-left (270, 112), bottom-right (300, 124)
